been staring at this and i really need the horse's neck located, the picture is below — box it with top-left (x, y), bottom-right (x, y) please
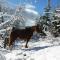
top-left (32, 26), bottom-right (37, 32)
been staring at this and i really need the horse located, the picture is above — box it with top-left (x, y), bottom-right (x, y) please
top-left (7, 24), bottom-right (43, 49)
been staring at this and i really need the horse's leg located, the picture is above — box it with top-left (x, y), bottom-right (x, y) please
top-left (8, 32), bottom-right (16, 49)
top-left (25, 39), bottom-right (29, 48)
top-left (25, 40), bottom-right (29, 48)
top-left (25, 32), bottom-right (33, 48)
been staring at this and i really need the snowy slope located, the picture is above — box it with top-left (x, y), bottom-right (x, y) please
top-left (0, 32), bottom-right (60, 60)
top-left (4, 40), bottom-right (60, 60)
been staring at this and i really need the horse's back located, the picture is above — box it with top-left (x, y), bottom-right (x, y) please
top-left (10, 27), bottom-right (34, 40)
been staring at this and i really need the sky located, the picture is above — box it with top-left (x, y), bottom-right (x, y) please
top-left (7, 0), bottom-right (60, 15)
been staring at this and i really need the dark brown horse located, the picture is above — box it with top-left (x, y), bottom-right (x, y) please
top-left (8, 24), bottom-right (42, 48)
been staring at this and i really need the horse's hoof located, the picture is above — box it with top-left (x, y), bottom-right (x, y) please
top-left (25, 46), bottom-right (28, 48)
top-left (6, 46), bottom-right (10, 50)
top-left (6, 45), bottom-right (13, 50)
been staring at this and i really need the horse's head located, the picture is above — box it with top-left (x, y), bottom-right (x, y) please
top-left (35, 24), bottom-right (42, 33)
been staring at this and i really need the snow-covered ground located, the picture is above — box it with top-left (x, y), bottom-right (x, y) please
top-left (0, 31), bottom-right (60, 60)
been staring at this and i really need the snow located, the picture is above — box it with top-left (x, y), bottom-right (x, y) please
top-left (0, 31), bottom-right (60, 60)
top-left (0, 12), bottom-right (3, 17)
top-left (25, 8), bottom-right (38, 15)
top-left (0, 3), bottom-right (60, 60)
top-left (25, 19), bottom-right (36, 26)
top-left (0, 20), bottom-right (11, 28)
top-left (28, 46), bottom-right (60, 60)
top-left (0, 11), bottom-right (60, 60)
top-left (0, 29), bottom-right (6, 33)
top-left (4, 41), bottom-right (60, 60)
top-left (57, 25), bottom-right (60, 27)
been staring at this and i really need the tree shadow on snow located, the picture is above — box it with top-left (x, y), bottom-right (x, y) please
top-left (22, 45), bottom-right (52, 51)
